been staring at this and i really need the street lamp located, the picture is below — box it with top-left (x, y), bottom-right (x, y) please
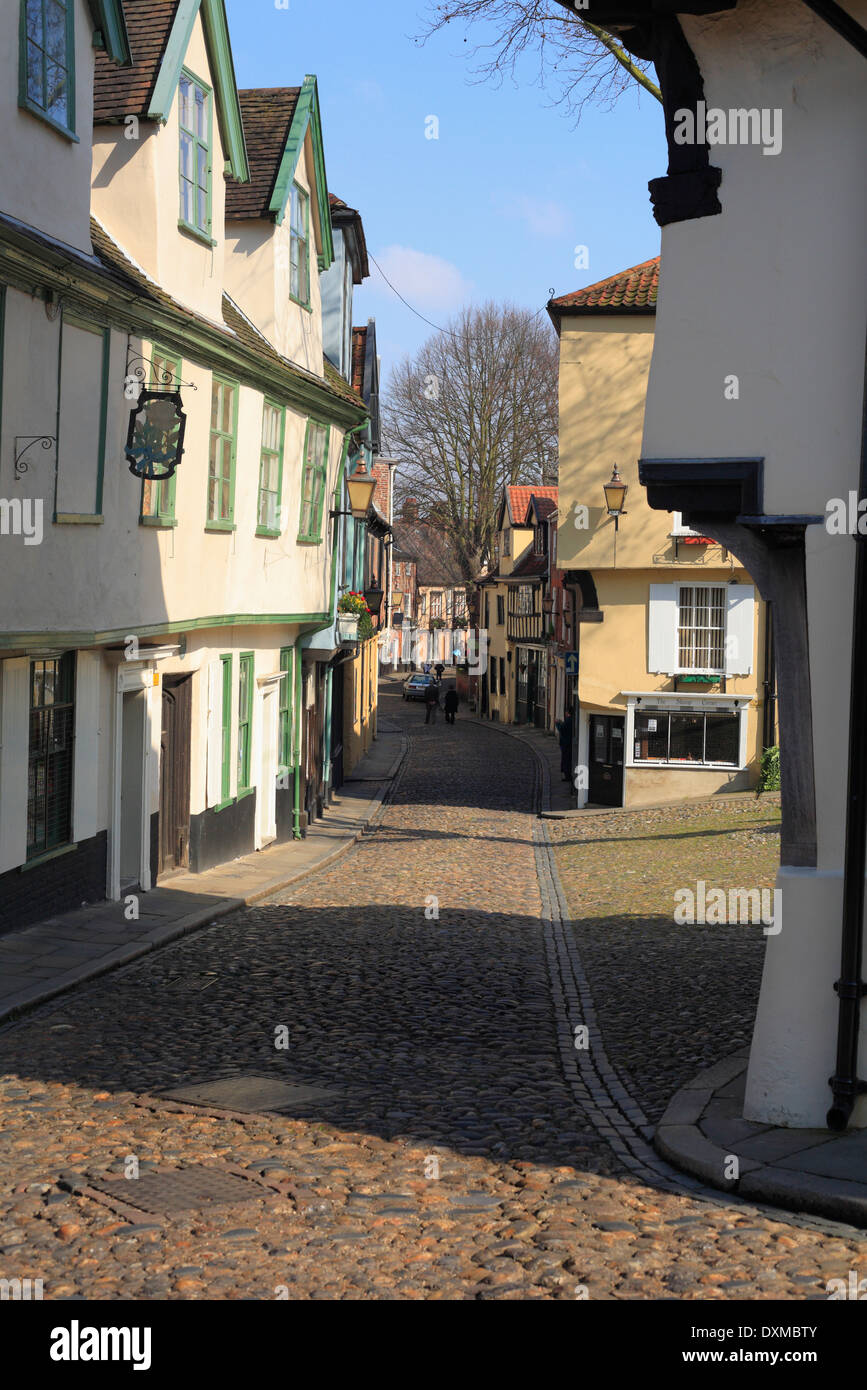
top-left (364, 583), bottom-right (384, 619)
top-left (603, 463), bottom-right (628, 530)
top-left (346, 461), bottom-right (377, 521)
top-left (542, 593), bottom-right (555, 616)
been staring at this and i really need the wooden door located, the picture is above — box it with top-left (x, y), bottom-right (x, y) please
top-left (588, 714), bottom-right (625, 807)
top-left (159, 675), bottom-right (191, 876)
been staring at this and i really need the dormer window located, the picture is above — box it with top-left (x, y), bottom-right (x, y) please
top-left (179, 71), bottom-right (212, 240)
top-left (20, 0), bottom-right (75, 136)
top-left (534, 526), bottom-right (544, 555)
top-left (290, 184), bottom-right (310, 307)
top-left (503, 529), bottom-right (511, 558)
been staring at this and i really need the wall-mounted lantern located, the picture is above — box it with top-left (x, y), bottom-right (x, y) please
top-left (346, 462), bottom-right (377, 521)
top-left (364, 583), bottom-right (384, 619)
top-left (603, 463), bottom-right (628, 530)
top-left (125, 390), bottom-right (187, 481)
top-left (542, 593), bottom-right (555, 616)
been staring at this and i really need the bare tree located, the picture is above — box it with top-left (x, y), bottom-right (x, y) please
top-left (417, 1), bottom-right (661, 121)
top-left (384, 303), bottom-right (559, 583)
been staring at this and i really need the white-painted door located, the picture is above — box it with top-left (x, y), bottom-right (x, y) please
top-left (119, 689), bottom-right (146, 889)
top-left (257, 687), bottom-right (278, 849)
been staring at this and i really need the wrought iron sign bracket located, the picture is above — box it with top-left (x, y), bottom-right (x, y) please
top-left (124, 345), bottom-right (197, 397)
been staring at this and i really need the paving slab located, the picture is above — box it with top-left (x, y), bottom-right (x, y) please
top-left (656, 1051), bottom-right (867, 1227)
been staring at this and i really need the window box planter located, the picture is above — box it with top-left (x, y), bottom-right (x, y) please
top-left (337, 615), bottom-right (359, 643)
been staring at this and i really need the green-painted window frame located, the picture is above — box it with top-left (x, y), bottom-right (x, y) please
top-left (257, 399), bottom-right (285, 537)
top-left (289, 183), bottom-right (311, 309)
top-left (278, 645), bottom-right (294, 771)
top-left (207, 376), bottom-right (238, 530)
top-left (140, 345), bottom-right (181, 527)
top-left (237, 652), bottom-right (254, 796)
top-left (19, 0), bottom-right (77, 140)
top-left (218, 653), bottom-right (232, 807)
top-left (54, 310), bottom-right (110, 523)
top-left (178, 67), bottom-right (213, 243)
top-left (27, 651), bottom-right (76, 860)
top-left (297, 419), bottom-right (329, 544)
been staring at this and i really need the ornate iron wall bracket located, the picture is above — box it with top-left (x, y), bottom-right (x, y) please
top-left (14, 435), bottom-right (55, 481)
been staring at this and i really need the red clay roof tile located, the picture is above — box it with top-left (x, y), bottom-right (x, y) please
top-left (549, 256), bottom-right (659, 315)
top-left (507, 485), bottom-right (558, 524)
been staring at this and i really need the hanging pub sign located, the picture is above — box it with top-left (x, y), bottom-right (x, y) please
top-left (125, 390), bottom-right (187, 481)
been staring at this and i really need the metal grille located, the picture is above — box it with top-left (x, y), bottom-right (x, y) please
top-left (86, 1165), bottom-right (267, 1216)
top-left (162, 1074), bottom-right (338, 1113)
top-left (27, 653), bottom-right (75, 858)
top-left (678, 584), bottom-right (725, 672)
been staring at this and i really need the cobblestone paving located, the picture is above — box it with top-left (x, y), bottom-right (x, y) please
top-left (0, 687), bottom-right (863, 1300)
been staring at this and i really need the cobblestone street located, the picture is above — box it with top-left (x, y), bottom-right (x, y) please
top-left (0, 680), bottom-right (864, 1301)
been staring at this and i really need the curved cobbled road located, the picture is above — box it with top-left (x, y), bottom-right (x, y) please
top-left (0, 677), bottom-right (865, 1300)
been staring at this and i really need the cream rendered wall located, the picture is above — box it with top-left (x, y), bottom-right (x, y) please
top-left (92, 13), bottom-right (227, 323)
top-left (557, 316), bottom-right (748, 573)
top-left (0, 310), bottom-right (341, 636)
top-left (578, 568), bottom-right (762, 712)
top-left (500, 526), bottom-right (533, 575)
top-left (223, 128), bottom-right (325, 376)
top-left (222, 222), bottom-right (277, 340)
top-left (639, 0), bottom-right (867, 1125)
top-left (158, 630), bottom-right (298, 820)
top-left (0, 0), bottom-right (95, 254)
top-left (485, 581), bottom-right (511, 719)
top-left (649, 0), bottom-right (867, 878)
top-left (626, 764), bottom-right (753, 805)
top-left (91, 123), bottom-right (161, 276)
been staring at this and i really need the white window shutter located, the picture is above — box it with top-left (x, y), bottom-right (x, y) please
top-left (206, 660), bottom-right (223, 808)
top-left (648, 584), bottom-right (678, 674)
top-left (725, 585), bottom-right (755, 676)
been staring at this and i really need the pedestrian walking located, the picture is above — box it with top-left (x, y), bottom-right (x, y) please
top-left (424, 681), bottom-right (440, 725)
top-left (434, 662), bottom-right (445, 681)
top-left (556, 710), bottom-right (574, 782)
top-left (423, 660), bottom-right (432, 675)
top-left (443, 688), bottom-right (459, 725)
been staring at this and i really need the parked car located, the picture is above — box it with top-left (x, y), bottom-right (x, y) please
top-left (403, 673), bottom-right (437, 702)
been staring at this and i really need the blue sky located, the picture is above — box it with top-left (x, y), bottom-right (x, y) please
top-left (225, 0), bottom-right (665, 382)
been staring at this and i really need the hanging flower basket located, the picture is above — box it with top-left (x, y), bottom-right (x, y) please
top-left (338, 591), bottom-right (371, 617)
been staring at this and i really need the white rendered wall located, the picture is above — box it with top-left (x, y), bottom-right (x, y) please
top-left (643, 0), bottom-right (867, 1125)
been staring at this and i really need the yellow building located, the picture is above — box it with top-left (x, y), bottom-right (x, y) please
top-left (549, 258), bottom-right (774, 808)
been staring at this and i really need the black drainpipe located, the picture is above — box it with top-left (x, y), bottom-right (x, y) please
top-left (827, 324), bottom-right (867, 1129)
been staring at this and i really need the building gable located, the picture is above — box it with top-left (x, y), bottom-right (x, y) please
top-left (93, 0), bottom-right (248, 181)
top-left (268, 76), bottom-right (333, 270)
